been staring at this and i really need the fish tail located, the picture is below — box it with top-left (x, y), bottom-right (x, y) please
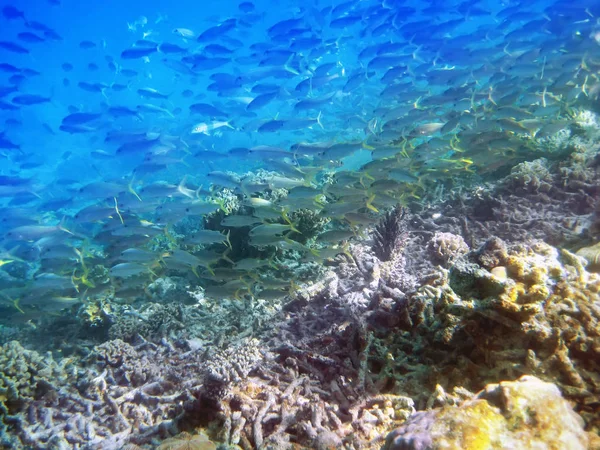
top-left (113, 197), bottom-right (124, 224)
top-left (58, 216), bottom-right (74, 235)
top-left (284, 62), bottom-right (299, 76)
top-left (313, 195), bottom-right (326, 207)
top-left (128, 175), bottom-right (142, 201)
top-left (195, 184), bottom-right (204, 200)
top-left (360, 171), bottom-right (375, 185)
top-left (366, 194), bottom-right (379, 213)
top-left (81, 272), bottom-right (96, 288)
top-left (338, 242), bottom-right (353, 260)
top-left (413, 96), bottom-right (423, 110)
top-left (74, 247), bottom-right (86, 270)
top-left (71, 269), bottom-right (81, 293)
top-left (316, 111), bottom-right (324, 129)
top-left (412, 45), bottom-right (424, 63)
top-left (281, 209), bottom-right (300, 234)
top-left (11, 297), bottom-right (25, 314)
top-left (164, 227), bottom-right (178, 246)
top-left (177, 175), bottom-right (193, 199)
top-left (224, 229), bottom-right (232, 249)
top-left (3, 246), bottom-right (24, 264)
top-left (221, 248), bottom-right (235, 265)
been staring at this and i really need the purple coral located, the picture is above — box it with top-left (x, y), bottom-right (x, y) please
top-left (382, 410), bottom-right (436, 450)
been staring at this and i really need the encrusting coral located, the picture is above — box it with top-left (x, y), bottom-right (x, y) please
top-left (383, 376), bottom-right (589, 450)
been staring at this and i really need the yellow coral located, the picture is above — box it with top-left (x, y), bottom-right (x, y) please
top-left (435, 400), bottom-right (505, 449)
top-left (500, 281), bottom-right (526, 303)
top-left (524, 284), bottom-right (550, 303)
top-left (524, 266), bottom-right (548, 285)
top-left (417, 377), bottom-right (589, 450)
top-left (506, 255), bottom-right (526, 278)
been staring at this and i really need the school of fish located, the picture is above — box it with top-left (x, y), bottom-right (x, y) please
top-left (1, 0), bottom-right (600, 319)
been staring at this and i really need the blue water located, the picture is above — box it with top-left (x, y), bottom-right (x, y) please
top-left (2, 0), bottom-right (600, 448)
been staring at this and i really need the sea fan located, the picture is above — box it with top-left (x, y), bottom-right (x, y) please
top-left (156, 432), bottom-right (217, 450)
top-left (372, 205), bottom-right (408, 262)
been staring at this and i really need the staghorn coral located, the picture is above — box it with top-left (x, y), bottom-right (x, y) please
top-left (108, 303), bottom-right (185, 343)
top-left (410, 136), bottom-right (600, 250)
top-left (384, 376), bottom-right (589, 450)
top-left (199, 338), bottom-right (264, 404)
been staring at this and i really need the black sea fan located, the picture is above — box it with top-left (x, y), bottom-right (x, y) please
top-left (372, 204), bottom-right (408, 262)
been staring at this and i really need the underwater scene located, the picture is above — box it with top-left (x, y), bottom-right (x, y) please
top-left (1, 0), bottom-right (600, 448)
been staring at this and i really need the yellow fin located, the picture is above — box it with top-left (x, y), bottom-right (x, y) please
top-left (366, 194), bottom-right (379, 213)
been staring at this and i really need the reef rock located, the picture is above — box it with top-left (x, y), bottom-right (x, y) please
top-left (384, 375), bottom-right (589, 450)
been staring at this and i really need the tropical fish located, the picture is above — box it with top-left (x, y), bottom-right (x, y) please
top-left (109, 262), bottom-right (152, 278)
top-left (173, 28), bottom-right (195, 38)
top-left (17, 32), bottom-right (44, 43)
top-left (121, 46), bottom-right (157, 59)
top-left (0, 41), bottom-right (29, 54)
top-left (191, 120), bottom-right (234, 134)
top-left (11, 94), bottom-right (50, 105)
top-left (137, 87), bottom-right (170, 99)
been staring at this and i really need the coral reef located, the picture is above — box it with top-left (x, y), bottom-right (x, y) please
top-left (2, 144), bottom-right (600, 449)
top-left (288, 208), bottom-right (329, 243)
top-left (156, 431), bottom-right (216, 450)
top-left (372, 205), bottom-right (408, 262)
top-left (577, 241), bottom-right (600, 272)
top-left (426, 232), bottom-right (469, 268)
top-left (505, 157), bottom-right (553, 194)
top-left (2, 238), bottom-right (599, 449)
top-left (383, 376), bottom-right (589, 450)
top-left (391, 239), bottom-right (600, 432)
